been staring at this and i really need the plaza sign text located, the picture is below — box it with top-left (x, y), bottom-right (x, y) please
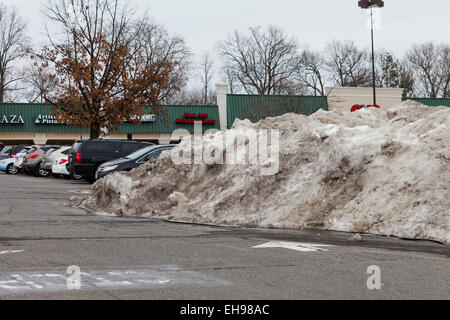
top-left (0, 115), bottom-right (24, 124)
top-left (35, 114), bottom-right (65, 125)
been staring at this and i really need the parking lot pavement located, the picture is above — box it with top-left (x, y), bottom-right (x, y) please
top-left (0, 171), bottom-right (449, 300)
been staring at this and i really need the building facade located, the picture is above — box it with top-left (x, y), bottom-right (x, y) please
top-left (1, 85), bottom-right (448, 146)
top-left (0, 104), bottom-right (220, 145)
top-left (326, 87), bottom-right (404, 112)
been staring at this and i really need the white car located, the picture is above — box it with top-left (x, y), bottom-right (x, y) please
top-left (52, 155), bottom-right (82, 180)
top-left (13, 147), bottom-right (32, 169)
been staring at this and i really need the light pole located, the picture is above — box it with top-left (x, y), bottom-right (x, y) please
top-left (358, 0), bottom-right (384, 108)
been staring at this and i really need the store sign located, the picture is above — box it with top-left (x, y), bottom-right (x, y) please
top-left (130, 114), bottom-right (156, 123)
top-left (0, 114), bottom-right (25, 124)
top-left (35, 114), bottom-right (65, 124)
top-left (351, 104), bottom-right (381, 112)
top-left (176, 113), bottom-right (216, 125)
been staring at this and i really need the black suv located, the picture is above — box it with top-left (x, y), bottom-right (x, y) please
top-left (67, 139), bottom-right (154, 182)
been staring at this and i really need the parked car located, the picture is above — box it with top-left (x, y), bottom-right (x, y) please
top-left (13, 146), bottom-right (33, 173)
top-left (0, 145), bottom-right (28, 161)
top-left (0, 157), bottom-right (19, 174)
top-left (0, 146), bottom-right (11, 161)
top-left (96, 144), bottom-right (176, 179)
top-left (67, 139), bottom-right (154, 182)
top-left (17, 145), bottom-right (60, 177)
top-left (52, 154), bottom-right (83, 180)
top-left (40, 146), bottom-right (71, 175)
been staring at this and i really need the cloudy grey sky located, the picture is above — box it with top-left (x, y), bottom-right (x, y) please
top-left (2, 0), bottom-right (449, 83)
top-left (5, 0), bottom-right (449, 52)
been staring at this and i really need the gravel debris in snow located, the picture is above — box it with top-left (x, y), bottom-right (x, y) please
top-left (81, 101), bottom-right (450, 245)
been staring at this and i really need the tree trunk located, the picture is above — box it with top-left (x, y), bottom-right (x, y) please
top-left (0, 78), bottom-right (4, 103)
top-left (90, 125), bottom-right (101, 139)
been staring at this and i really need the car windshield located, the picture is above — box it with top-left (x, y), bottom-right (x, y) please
top-left (125, 146), bottom-right (157, 159)
top-left (25, 147), bottom-right (36, 154)
top-left (1, 146), bottom-right (11, 154)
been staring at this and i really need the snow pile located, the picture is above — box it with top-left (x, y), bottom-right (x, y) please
top-left (81, 101), bottom-right (450, 245)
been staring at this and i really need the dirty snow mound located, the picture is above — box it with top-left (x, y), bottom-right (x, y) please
top-left (81, 101), bottom-right (450, 245)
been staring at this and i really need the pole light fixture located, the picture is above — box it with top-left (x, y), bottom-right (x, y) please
top-left (358, 0), bottom-right (384, 108)
top-left (358, 0), bottom-right (384, 9)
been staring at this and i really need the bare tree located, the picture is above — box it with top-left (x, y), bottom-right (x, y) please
top-left (0, 4), bottom-right (28, 103)
top-left (198, 53), bottom-right (214, 105)
top-left (169, 86), bottom-right (216, 105)
top-left (406, 43), bottom-right (449, 98)
top-left (296, 50), bottom-right (326, 96)
top-left (439, 45), bottom-right (449, 98)
top-left (138, 21), bottom-right (192, 104)
top-left (170, 87), bottom-right (203, 105)
top-left (221, 66), bottom-right (240, 94)
top-left (325, 40), bottom-right (371, 87)
top-left (35, 0), bottom-right (187, 139)
top-left (273, 78), bottom-right (307, 96)
top-left (217, 26), bottom-right (302, 95)
top-left (23, 64), bottom-right (58, 103)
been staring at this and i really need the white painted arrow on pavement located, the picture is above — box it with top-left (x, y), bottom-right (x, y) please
top-left (0, 250), bottom-right (25, 255)
top-left (253, 241), bottom-right (333, 252)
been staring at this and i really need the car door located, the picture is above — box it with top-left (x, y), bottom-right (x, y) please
top-left (84, 141), bottom-right (120, 164)
top-left (100, 142), bottom-right (122, 167)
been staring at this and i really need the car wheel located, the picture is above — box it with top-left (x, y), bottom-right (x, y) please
top-left (37, 167), bottom-right (50, 177)
top-left (6, 164), bottom-right (18, 175)
top-left (71, 173), bottom-right (83, 180)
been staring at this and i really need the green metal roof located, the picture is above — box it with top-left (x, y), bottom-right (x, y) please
top-left (402, 98), bottom-right (450, 107)
top-left (0, 103), bottom-right (88, 133)
top-left (116, 105), bottom-right (220, 133)
top-left (0, 103), bottom-right (220, 134)
top-left (227, 94), bottom-right (328, 129)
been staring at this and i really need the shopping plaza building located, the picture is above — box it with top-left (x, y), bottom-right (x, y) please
top-left (0, 85), bottom-right (448, 145)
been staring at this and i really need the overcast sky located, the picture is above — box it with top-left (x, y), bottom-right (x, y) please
top-left (2, 0), bottom-right (449, 83)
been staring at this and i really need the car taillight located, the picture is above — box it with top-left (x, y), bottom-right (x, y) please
top-left (28, 154), bottom-right (38, 159)
top-left (59, 158), bottom-right (68, 165)
top-left (76, 153), bottom-right (82, 164)
top-left (10, 155), bottom-right (15, 158)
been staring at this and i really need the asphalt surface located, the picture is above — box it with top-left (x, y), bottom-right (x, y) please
top-left (0, 171), bottom-right (448, 300)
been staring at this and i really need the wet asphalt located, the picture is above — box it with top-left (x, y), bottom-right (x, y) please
top-left (0, 172), bottom-right (448, 300)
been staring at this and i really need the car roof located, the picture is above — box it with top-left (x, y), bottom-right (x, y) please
top-left (75, 139), bottom-right (152, 143)
top-left (55, 146), bottom-right (71, 151)
top-left (143, 144), bottom-right (176, 150)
